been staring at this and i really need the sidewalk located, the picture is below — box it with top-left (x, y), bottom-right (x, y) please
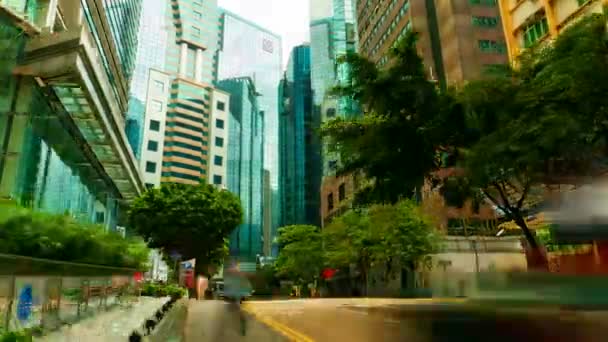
top-left (41, 297), bottom-right (170, 342)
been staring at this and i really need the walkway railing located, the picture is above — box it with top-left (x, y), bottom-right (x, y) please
top-left (0, 253), bottom-right (140, 333)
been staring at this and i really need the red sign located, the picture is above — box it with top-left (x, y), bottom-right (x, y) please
top-left (133, 272), bottom-right (143, 282)
top-left (184, 270), bottom-right (195, 288)
top-left (322, 268), bottom-right (337, 280)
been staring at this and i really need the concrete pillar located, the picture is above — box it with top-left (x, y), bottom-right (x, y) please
top-left (195, 48), bottom-right (203, 83)
top-left (179, 43), bottom-right (189, 78)
top-left (0, 78), bottom-right (33, 199)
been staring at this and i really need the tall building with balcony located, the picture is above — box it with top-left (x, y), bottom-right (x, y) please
top-left (498, 0), bottom-right (607, 62)
top-left (216, 9), bottom-right (282, 244)
top-left (137, 0), bottom-right (227, 188)
top-left (279, 44), bottom-right (320, 227)
top-left (309, 0), bottom-right (361, 227)
top-left (0, 0), bottom-right (144, 228)
top-left (217, 77), bottom-right (264, 262)
top-left (357, 0), bottom-right (508, 87)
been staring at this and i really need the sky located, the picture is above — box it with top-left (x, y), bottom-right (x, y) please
top-left (218, 0), bottom-right (311, 68)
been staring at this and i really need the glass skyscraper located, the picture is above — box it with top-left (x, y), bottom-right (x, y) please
top-left (216, 10), bottom-right (282, 243)
top-left (0, 0), bottom-right (145, 229)
top-left (124, 0), bottom-right (168, 159)
top-left (279, 44), bottom-right (320, 227)
top-left (218, 77), bottom-right (265, 261)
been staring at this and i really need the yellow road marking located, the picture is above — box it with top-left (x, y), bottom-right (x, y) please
top-left (242, 305), bottom-right (315, 342)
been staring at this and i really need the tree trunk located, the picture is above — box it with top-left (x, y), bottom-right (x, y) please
top-left (513, 214), bottom-right (549, 271)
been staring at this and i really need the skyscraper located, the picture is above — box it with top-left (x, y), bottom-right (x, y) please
top-left (137, 0), bottom-right (228, 188)
top-left (216, 10), bottom-right (283, 242)
top-left (279, 44), bottom-right (320, 227)
top-left (356, 0), bottom-right (508, 87)
top-left (0, 0), bottom-right (145, 227)
top-left (309, 0), bottom-right (360, 226)
top-left (217, 77), bottom-right (265, 261)
top-left (125, 0), bottom-right (169, 159)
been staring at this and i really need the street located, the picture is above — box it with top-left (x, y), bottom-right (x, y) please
top-left (183, 298), bottom-right (608, 342)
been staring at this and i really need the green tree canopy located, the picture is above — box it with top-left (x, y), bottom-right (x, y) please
top-left (128, 183), bottom-right (242, 275)
top-left (324, 200), bottom-right (438, 293)
top-left (453, 14), bottom-right (608, 250)
top-left (321, 32), bottom-right (463, 204)
top-left (275, 225), bottom-right (324, 284)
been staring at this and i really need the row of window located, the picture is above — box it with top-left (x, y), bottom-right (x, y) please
top-left (523, 17), bottom-right (549, 48)
top-left (327, 183), bottom-right (347, 212)
top-left (472, 16), bottom-right (499, 28)
top-left (366, 1), bottom-right (410, 56)
top-left (478, 39), bottom-right (506, 54)
top-left (361, 0), bottom-right (402, 51)
top-left (468, 0), bottom-right (496, 5)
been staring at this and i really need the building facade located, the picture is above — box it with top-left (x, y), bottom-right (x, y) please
top-left (135, 0), bottom-right (222, 186)
top-left (125, 0), bottom-right (169, 159)
top-left (218, 77), bottom-right (265, 262)
top-left (216, 10), bottom-right (282, 242)
top-left (357, 0), bottom-right (508, 87)
top-left (498, 0), bottom-right (607, 62)
top-left (208, 88), bottom-right (230, 189)
top-left (0, 0), bottom-right (144, 228)
top-left (310, 0), bottom-right (361, 227)
top-left (279, 44), bottom-right (320, 227)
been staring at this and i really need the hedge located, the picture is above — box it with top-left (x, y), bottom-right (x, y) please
top-left (0, 205), bottom-right (150, 270)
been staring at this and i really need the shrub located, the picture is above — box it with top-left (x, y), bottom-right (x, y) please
top-left (140, 282), bottom-right (186, 299)
top-left (0, 206), bottom-right (150, 269)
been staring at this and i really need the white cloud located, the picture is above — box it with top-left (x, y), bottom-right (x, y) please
top-left (218, 0), bottom-right (310, 68)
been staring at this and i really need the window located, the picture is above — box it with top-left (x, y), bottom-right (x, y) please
top-left (193, 10), bottom-right (202, 20)
top-left (153, 80), bottom-right (164, 91)
top-left (215, 137), bottom-right (224, 147)
top-left (216, 101), bottom-right (226, 111)
top-left (214, 155), bottom-right (223, 166)
top-left (213, 175), bottom-right (222, 185)
top-left (147, 140), bottom-right (158, 152)
top-left (471, 16), bottom-right (498, 27)
top-left (216, 119), bottom-right (225, 129)
top-left (339, 183), bottom-right (346, 201)
top-left (328, 193), bottom-right (334, 211)
top-left (192, 26), bottom-right (201, 38)
top-left (145, 161), bottom-right (157, 173)
top-left (326, 108), bottom-right (336, 118)
top-left (478, 40), bottom-right (506, 54)
top-left (151, 100), bottom-right (163, 112)
top-left (149, 120), bottom-right (160, 131)
top-left (522, 17), bottom-right (549, 48)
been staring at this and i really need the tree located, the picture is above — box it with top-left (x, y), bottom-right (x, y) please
top-left (453, 14), bottom-right (608, 258)
top-left (321, 32), bottom-right (462, 204)
top-left (128, 183), bottom-right (243, 277)
top-left (275, 225), bottom-right (324, 285)
top-left (323, 200), bottom-right (438, 295)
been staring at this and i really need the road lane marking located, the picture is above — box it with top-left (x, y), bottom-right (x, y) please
top-left (242, 305), bottom-right (315, 342)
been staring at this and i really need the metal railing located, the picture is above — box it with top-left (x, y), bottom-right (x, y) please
top-left (0, 253), bottom-right (140, 333)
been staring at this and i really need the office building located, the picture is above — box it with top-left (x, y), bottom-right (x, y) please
top-left (498, 0), bottom-right (606, 62)
top-left (137, 0), bottom-right (222, 186)
top-left (357, 0), bottom-right (508, 87)
top-left (216, 10), bottom-right (282, 242)
top-left (279, 44), bottom-right (320, 227)
top-left (218, 77), bottom-right (265, 261)
top-left (310, 0), bottom-right (361, 227)
top-left (126, 0), bottom-right (169, 159)
top-left (208, 88), bottom-right (230, 189)
top-left (0, 0), bottom-right (144, 228)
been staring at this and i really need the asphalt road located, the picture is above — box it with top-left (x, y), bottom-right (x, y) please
top-left (184, 300), bottom-right (287, 341)
top-left (185, 298), bottom-right (608, 342)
